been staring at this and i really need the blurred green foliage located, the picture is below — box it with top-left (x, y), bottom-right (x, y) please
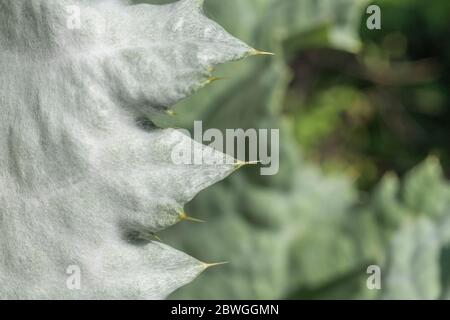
top-left (137, 0), bottom-right (450, 299)
top-left (289, 0), bottom-right (450, 189)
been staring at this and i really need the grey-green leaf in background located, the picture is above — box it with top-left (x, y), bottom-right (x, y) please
top-left (377, 159), bottom-right (450, 299)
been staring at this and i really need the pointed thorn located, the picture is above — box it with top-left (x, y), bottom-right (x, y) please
top-left (202, 261), bottom-right (229, 269)
top-left (152, 233), bottom-right (163, 242)
top-left (245, 160), bottom-right (261, 165)
top-left (234, 160), bottom-right (261, 169)
top-left (199, 76), bottom-right (227, 88)
top-left (185, 216), bottom-right (206, 223)
top-left (249, 49), bottom-right (275, 56)
top-left (179, 211), bottom-right (205, 223)
top-left (207, 76), bottom-right (226, 84)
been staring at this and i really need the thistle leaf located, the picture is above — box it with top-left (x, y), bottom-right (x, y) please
top-left (0, 0), bottom-right (251, 299)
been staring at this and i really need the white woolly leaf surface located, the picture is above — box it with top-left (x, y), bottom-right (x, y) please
top-left (0, 0), bottom-right (252, 299)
